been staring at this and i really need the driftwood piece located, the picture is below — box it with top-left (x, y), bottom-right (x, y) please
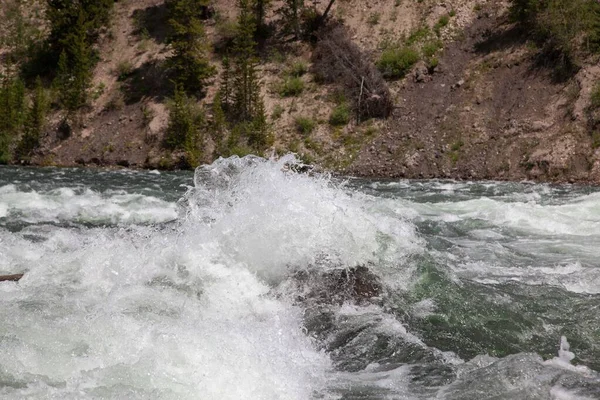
top-left (0, 274), bottom-right (24, 282)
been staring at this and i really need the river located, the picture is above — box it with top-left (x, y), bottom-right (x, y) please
top-left (1, 155), bottom-right (599, 399)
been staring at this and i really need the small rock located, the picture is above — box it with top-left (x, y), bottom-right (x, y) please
top-left (413, 61), bottom-right (429, 83)
top-left (456, 79), bottom-right (465, 87)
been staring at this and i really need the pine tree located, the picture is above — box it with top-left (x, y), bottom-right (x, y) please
top-left (47, 0), bottom-right (113, 111)
top-left (212, 91), bottom-right (227, 148)
top-left (16, 77), bottom-right (48, 159)
top-left (0, 71), bottom-right (26, 163)
top-left (166, 85), bottom-right (204, 166)
top-left (166, 0), bottom-right (215, 96)
top-left (281, 0), bottom-right (304, 38)
top-left (253, 0), bottom-right (272, 39)
top-left (249, 92), bottom-right (269, 149)
top-left (228, 0), bottom-right (270, 152)
top-left (232, 0), bottom-right (260, 121)
top-left (54, 11), bottom-right (93, 113)
top-left (46, 0), bottom-right (114, 53)
top-left (220, 56), bottom-right (232, 111)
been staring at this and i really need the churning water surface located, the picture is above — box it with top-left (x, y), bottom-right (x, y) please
top-left (1, 155), bottom-right (599, 399)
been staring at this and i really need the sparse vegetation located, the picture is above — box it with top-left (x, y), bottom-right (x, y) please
top-left (367, 12), bottom-right (380, 26)
top-left (2, 0), bottom-right (599, 175)
top-left (434, 14), bottom-right (450, 36)
top-left (116, 61), bottom-right (134, 81)
top-left (509, 0), bottom-right (600, 78)
top-left (288, 61), bottom-right (308, 77)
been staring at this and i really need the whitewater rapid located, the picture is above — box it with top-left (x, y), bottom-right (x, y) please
top-left (1, 156), bottom-right (599, 399)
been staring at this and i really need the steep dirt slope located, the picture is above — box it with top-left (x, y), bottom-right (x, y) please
top-left (348, 2), bottom-right (600, 183)
top-left (16, 0), bottom-right (600, 184)
top-left (28, 0), bottom-right (483, 170)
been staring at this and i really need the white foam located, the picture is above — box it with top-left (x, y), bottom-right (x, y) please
top-left (0, 156), bottom-right (426, 399)
top-left (550, 386), bottom-right (596, 400)
top-left (0, 185), bottom-right (178, 225)
top-left (412, 192), bottom-right (600, 236)
top-left (182, 155), bottom-right (423, 283)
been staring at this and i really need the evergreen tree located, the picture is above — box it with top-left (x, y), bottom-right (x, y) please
top-left (280, 0), bottom-right (304, 38)
top-left (54, 11), bottom-right (93, 113)
top-left (249, 92), bottom-right (269, 149)
top-left (253, 0), bottom-right (272, 38)
top-left (46, 0), bottom-right (113, 110)
top-left (0, 71), bottom-right (26, 163)
top-left (228, 0), bottom-right (270, 152)
top-left (166, 85), bottom-right (204, 166)
top-left (16, 77), bottom-right (48, 159)
top-left (212, 90), bottom-right (227, 149)
top-left (220, 56), bottom-right (232, 112)
top-left (46, 0), bottom-right (113, 53)
top-left (166, 0), bottom-right (215, 96)
top-left (232, 0), bottom-right (260, 121)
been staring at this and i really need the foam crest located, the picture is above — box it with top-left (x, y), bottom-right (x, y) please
top-left (411, 192), bottom-right (600, 236)
top-left (182, 155), bottom-right (423, 282)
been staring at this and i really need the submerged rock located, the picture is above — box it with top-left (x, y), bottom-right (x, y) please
top-left (292, 265), bottom-right (382, 305)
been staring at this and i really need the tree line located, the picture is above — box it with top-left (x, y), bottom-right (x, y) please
top-left (0, 0), bottom-right (338, 166)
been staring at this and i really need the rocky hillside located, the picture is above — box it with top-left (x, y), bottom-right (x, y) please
top-left (2, 0), bottom-right (600, 184)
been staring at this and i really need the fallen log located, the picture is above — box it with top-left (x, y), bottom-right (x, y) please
top-left (0, 273), bottom-right (24, 282)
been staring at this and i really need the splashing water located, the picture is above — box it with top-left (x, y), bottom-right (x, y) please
top-left (1, 157), bottom-right (600, 399)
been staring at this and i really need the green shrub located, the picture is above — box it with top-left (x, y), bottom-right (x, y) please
top-left (271, 104), bottom-right (285, 120)
top-left (406, 27), bottom-right (430, 46)
top-left (367, 12), bottom-right (380, 26)
top-left (214, 19), bottom-right (238, 50)
top-left (377, 47), bottom-right (420, 79)
top-left (427, 57), bottom-right (439, 70)
top-left (591, 82), bottom-right (600, 109)
top-left (422, 40), bottom-right (442, 58)
top-left (116, 61), bottom-right (134, 81)
top-left (288, 61), bottom-right (308, 77)
top-left (279, 76), bottom-right (304, 97)
top-left (329, 103), bottom-right (351, 126)
top-left (434, 14), bottom-right (450, 36)
top-left (295, 116), bottom-right (316, 134)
